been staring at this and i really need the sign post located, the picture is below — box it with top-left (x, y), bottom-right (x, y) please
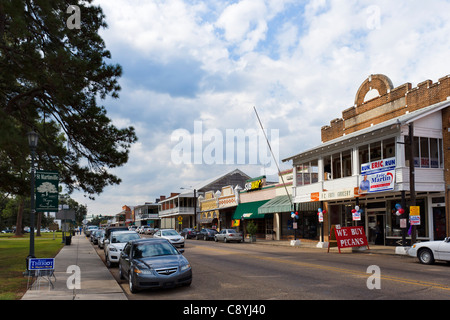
top-left (35, 170), bottom-right (59, 212)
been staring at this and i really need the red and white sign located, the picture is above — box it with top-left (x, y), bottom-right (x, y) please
top-left (332, 226), bottom-right (369, 253)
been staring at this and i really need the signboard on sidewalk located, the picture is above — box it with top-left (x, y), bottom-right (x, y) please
top-left (35, 170), bottom-right (59, 212)
top-left (328, 226), bottom-right (369, 253)
top-left (28, 258), bottom-right (55, 271)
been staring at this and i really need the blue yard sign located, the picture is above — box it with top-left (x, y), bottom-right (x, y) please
top-left (28, 258), bottom-right (55, 270)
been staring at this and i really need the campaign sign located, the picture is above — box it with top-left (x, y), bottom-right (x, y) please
top-left (359, 168), bottom-right (395, 194)
top-left (330, 226), bottom-right (369, 253)
top-left (28, 258), bottom-right (55, 271)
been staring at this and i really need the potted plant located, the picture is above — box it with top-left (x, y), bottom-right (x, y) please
top-left (247, 221), bottom-right (257, 243)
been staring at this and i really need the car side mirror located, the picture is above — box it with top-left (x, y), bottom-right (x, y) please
top-left (104, 239), bottom-right (110, 245)
top-left (178, 249), bottom-right (185, 254)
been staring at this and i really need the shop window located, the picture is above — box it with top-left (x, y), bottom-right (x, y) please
top-left (332, 153), bottom-right (342, 179)
top-left (296, 165), bottom-right (303, 186)
top-left (359, 145), bottom-right (369, 172)
top-left (430, 138), bottom-right (439, 168)
top-left (311, 160), bottom-right (319, 183)
top-left (342, 150), bottom-right (352, 177)
top-left (383, 137), bottom-right (396, 158)
top-left (420, 137), bottom-right (430, 168)
top-left (323, 155), bottom-right (332, 180)
top-left (370, 141), bottom-right (382, 161)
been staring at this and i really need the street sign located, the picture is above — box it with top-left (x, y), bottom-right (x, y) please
top-left (35, 170), bottom-right (59, 212)
top-left (178, 216), bottom-right (183, 222)
top-left (28, 258), bottom-right (55, 271)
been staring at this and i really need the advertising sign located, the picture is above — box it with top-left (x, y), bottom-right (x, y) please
top-left (359, 158), bottom-right (396, 194)
top-left (35, 170), bottom-right (59, 212)
top-left (28, 258), bottom-right (55, 270)
top-left (410, 206), bottom-right (421, 226)
top-left (328, 226), bottom-right (369, 253)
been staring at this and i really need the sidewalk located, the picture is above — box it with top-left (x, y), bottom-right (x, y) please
top-left (250, 238), bottom-right (403, 255)
top-left (21, 233), bottom-right (127, 300)
top-left (20, 234), bottom-right (403, 300)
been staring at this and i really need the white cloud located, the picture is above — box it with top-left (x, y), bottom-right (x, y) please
top-left (76, 0), bottom-right (450, 216)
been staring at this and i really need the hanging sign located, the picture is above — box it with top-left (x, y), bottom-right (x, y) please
top-left (35, 170), bottom-right (59, 212)
top-left (410, 206), bottom-right (421, 225)
top-left (328, 226), bottom-right (369, 253)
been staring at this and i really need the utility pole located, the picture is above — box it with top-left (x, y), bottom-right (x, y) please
top-left (408, 123), bottom-right (417, 245)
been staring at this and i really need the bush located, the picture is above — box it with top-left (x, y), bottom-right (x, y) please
top-left (246, 221), bottom-right (257, 236)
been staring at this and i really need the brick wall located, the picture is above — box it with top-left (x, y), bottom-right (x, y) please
top-left (321, 74), bottom-right (450, 142)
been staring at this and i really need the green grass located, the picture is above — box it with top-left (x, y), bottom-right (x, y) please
top-left (0, 232), bottom-right (64, 300)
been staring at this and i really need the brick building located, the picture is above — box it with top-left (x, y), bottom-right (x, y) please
top-left (284, 74), bottom-right (450, 246)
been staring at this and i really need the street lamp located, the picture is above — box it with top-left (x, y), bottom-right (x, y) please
top-left (26, 130), bottom-right (38, 270)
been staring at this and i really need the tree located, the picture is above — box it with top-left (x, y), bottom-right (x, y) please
top-left (0, 0), bottom-right (137, 200)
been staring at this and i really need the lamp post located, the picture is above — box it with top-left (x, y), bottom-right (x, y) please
top-left (26, 130), bottom-right (39, 270)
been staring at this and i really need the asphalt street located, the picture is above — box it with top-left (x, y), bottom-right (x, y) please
top-left (95, 238), bottom-right (450, 300)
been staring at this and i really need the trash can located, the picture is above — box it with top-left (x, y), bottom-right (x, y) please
top-left (65, 235), bottom-right (72, 245)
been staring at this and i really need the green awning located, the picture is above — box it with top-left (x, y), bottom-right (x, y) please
top-left (233, 200), bottom-right (270, 220)
top-left (258, 195), bottom-right (293, 214)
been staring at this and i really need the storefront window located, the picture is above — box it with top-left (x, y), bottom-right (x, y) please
top-left (324, 155), bottom-right (332, 180)
top-left (370, 141), bottom-right (382, 161)
top-left (386, 198), bottom-right (428, 239)
top-left (383, 137), bottom-right (396, 158)
top-left (430, 138), bottom-right (439, 168)
top-left (359, 145), bottom-right (369, 172)
top-left (332, 153), bottom-right (342, 179)
top-left (420, 137), bottom-right (430, 168)
top-left (342, 150), bottom-right (352, 177)
top-left (311, 160), bottom-right (319, 183)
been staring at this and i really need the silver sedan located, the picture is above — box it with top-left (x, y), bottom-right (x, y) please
top-left (214, 229), bottom-right (243, 243)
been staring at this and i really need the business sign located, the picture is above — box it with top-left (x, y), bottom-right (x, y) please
top-left (28, 258), bottom-right (55, 270)
top-left (35, 170), bottom-right (59, 212)
top-left (328, 226), bottom-right (369, 253)
top-left (361, 157), bottom-right (396, 174)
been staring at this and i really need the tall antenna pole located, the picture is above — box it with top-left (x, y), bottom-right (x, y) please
top-left (253, 106), bottom-right (293, 209)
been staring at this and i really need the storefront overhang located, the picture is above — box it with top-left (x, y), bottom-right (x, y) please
top-left (258, 195), bottom-right (293, 214)
top-left (233, 200), bottom-right (270, 220)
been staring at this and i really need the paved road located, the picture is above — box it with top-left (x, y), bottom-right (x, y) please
top-left (95, 238), bottom-right (450, 300)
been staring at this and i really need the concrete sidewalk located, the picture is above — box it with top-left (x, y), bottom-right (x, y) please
top-left (21, 233), bottom-right (127, 300)
top-left (20, 234), bottom-right (404, 300)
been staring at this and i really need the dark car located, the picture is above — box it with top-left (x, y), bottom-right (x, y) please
top-left (196, 228), bottom-right (218, 241)
top-left (181, 228), bottom-right (197, 239)
top-left (118, 238), bottom-right (192, 293)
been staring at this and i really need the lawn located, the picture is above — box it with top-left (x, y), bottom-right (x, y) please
top-left (0, 232), bottom-right (65, 300)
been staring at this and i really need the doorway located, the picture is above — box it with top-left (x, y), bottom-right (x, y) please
top-left (367, 213), bottom-right (385, 245)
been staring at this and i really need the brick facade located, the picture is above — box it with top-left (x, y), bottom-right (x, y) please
top-left (321, 73), bottom-right (450, 237)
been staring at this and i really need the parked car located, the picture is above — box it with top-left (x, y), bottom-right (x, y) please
top-left (153, 229), bottom-right (185, 248)
top-left (181, 228), bottom-right (197, 239)
top-left (104, 231), bottom-right (140, 268)
top-left (196, 228), bottom-right (218, 241)
top-left (214, 229), bottom-right (242, 243)
top-left (144, 227), bottom-right (156, 235)
top-left (84, 225), bottom-right (98, 237)
top-left (98, 232), bottom-right (106, 249)
top-left (92, 229), bottom-right (105, 245)
top-left (119, 238), bottom-right (192, 293)
top-left (408, 238), bottom-right (450, 264)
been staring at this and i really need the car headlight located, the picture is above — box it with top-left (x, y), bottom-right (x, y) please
top-left (180, 263), bottom-right (191, 271)
top-left (133, 263), bottom-right (153, 275)
top-left (109, 246), bottom-right (118, 252)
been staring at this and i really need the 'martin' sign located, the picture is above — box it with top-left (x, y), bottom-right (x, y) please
top-left (328, 226), bottom-right (369, 253)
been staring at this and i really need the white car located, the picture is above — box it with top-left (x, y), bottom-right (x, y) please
top-left (153, 229), bottom-right (185, 248)
top-left (408, 238), bottom-right (450, 264)
top-left (105, 231), bottom-right (140, 267)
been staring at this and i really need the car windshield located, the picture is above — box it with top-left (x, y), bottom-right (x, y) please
top-left (111, 233), bottom-right (140, 243)
top-left (162, 230), bottom-right (179, 236)
top-left (133, 242), bottom-right (179, 258)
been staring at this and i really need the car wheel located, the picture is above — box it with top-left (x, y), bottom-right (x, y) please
top-left (418, 248), bottom-right (435, 265)
top-left (128, 272), bottom-right (139, 294)
top-left (214, 237), bottom-right (218, 242)
top-left (106, 254), bottom-right (112, 268)
top-left (119, 264), bottom-right (125, 280)
top-left (224, 237), bottom-right (227, 243)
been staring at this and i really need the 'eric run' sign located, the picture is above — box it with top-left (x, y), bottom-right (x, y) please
top-left (328, 226), bottom-right (369, 253)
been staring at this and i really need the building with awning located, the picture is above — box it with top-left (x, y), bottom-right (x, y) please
top-left (233, 200), bottom-right (271, 221)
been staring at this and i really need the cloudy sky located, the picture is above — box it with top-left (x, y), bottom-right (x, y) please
top-left (72, 0), bottom-right (450, 216)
